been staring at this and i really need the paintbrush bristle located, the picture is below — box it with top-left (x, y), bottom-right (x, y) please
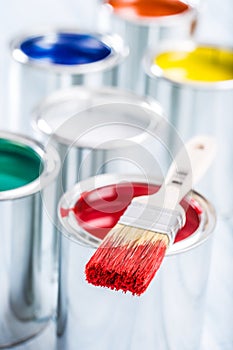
top-left (85, 224), bottom-right (169, 296)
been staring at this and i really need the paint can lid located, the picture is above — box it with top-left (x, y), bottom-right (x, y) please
top-left (105, 0), bottom-right (197, 27)
top-left (32, 86), bottom-right (165, 150)
top-left (144, 40), bottom-right (233, 89)
top-left (0, 131), bottom-right (60, 200)
top-left (10, 29), bottom-right (128, 73)
top-left (58, 173), bottom-right (216, 254)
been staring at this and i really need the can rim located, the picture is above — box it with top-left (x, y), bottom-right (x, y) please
top-left (10, 28), bottom-right (129, 74)
top-left (32, 86), bottom-right (165, 149)
top-left (104, 1), bottom-right (197, 27)
top-left (58, 173), bottom-right (216, 255)
top-left (143, 40), bottom-right (233, 90)
top-left (0, 131), bottom-right (60, 200)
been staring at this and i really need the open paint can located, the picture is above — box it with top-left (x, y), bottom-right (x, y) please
top-left (99, 0), bottom-right (197, 93)
top-left (32, 86), bottom-right (171, 327)
top-left (57, 173), bottom-right (216, 350)
top-left (143, 40), bottom-right (233, 217)
top-left (32, 86), bottom-right (169, 196)
top-left (0, 131), bottom-right (60, 348)
top-left (7, 28), bottom-right (128, 133)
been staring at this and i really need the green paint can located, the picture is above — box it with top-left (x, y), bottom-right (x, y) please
top-left (0, 131), bottom-right (60, 348)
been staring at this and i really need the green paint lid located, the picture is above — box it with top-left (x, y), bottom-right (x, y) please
top-left (0, 138), bottom-right (42, 191)
top-left (0, 132), bottom-right (60, 200)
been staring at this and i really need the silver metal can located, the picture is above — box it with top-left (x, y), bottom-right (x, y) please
top-left (0, 131), bottom-right (60, 348)
top-left (32, 85), bottom-right (171, 334)
top-left (7, 28), bottom-right (128, 134)
top-left (32, 86), bottom-right (168, 194)
top-left (57, 173), bottom-right (216, 350)
top-left (99, 0), bottom-right (197, 94)
top-left (143, 40), bottom-right (233, 217)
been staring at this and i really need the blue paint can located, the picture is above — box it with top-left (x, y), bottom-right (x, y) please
top-left (7, 29), bottom-right (128, 133)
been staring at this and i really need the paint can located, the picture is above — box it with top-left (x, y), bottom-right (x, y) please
top-left (0, 131), bottom-right (60, 348)
top-left (32, 86), bottom-right (169, 195)
top-left (32, 85), bottom-right (170, 315)
top-left (99, 0), bottom-right (198, 93)
top-left (143, 40), bottom-right (233, 217)
top-left (7, 28), bottom-right (128, 133)
top-left (57, 173), bottom-right (216, 350)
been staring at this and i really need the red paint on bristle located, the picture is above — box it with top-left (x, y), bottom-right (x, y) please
top-left (62, 182), bottom-right (201, 295)
top-left (85, 235), bottom-right (167, 296)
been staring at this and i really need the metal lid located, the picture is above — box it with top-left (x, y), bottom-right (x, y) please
top-left (143, 40), bottom-right (233, 90)
top-left (104, 0), bottom-right (197, 27)
top-left (33, 86), bottom-right (165, 150)
top-left (10, 28), bottom-right (129, 74)
top-left (58, 173), bottom-right (216, 255)
top-left (0, 131), bottom-right (60, 200)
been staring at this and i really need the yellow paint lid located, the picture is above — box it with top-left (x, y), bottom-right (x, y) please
top-left (153, 45), bottom-right (233, 83)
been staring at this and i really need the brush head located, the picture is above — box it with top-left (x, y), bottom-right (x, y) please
top-left (85, 223), bottom-right (169, 296)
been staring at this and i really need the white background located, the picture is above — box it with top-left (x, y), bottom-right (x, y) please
top-left (0, 0), bottom-right (232, 349)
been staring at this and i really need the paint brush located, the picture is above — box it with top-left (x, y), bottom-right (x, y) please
top-left (85, 136), bottom-right (216, 295)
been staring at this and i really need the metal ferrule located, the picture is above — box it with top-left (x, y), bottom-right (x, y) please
top-left (119, 202), bottom-right (186, 245)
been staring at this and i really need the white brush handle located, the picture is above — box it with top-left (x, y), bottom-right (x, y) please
top-left (122, 135), bottom-right (216, 244)
top-left (162, 135), bottom-right (216, 210)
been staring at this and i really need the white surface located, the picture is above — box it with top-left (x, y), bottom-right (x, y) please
top-left (0, 0), bottom-right (232, 349)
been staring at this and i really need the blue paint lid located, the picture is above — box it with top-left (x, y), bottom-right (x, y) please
top-left (19, 32), bottom-right (112, 65)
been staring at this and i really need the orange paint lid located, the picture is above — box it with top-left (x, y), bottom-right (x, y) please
top-left (107, 0), bottom-right (190, 18)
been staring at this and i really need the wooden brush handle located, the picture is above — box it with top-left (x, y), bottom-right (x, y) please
top-left (163, 135), bottom-right (216, 209)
